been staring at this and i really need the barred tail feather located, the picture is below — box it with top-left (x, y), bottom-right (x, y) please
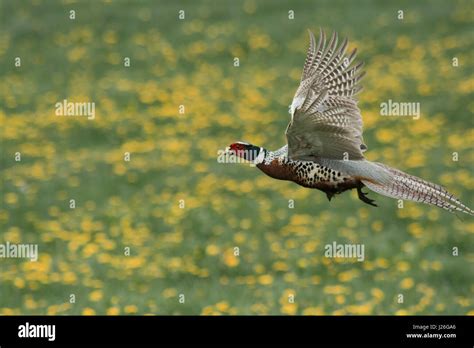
top-left (361, 162), bottom-right (474, 216)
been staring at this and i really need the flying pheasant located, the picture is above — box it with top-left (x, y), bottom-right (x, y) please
top-left (227, 29), bottom-right (473, 215)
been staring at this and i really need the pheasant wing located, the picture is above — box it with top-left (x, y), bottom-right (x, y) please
top-left (286, 29), bottom-right (367, 161)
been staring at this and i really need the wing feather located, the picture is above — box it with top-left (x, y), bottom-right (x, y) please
top-left (287, 29), bottom-right (367, 161)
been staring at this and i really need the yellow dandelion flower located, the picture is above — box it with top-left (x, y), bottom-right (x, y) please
top-left (302, 307), bottom-right (324, 315)
top-left (223, 250), bottom-right (239, 267)
top-left (162, 288), bottom-right (177, 299)
top-left (395, 309), bottom-right (409, 316)
top-left (201, 306), bottom-right (214, 315)
top-left (290, 214), bottom-right (312, 225)
top-left (25, 298), bottom-right (37, 310)
top-left (215, 301), bottom-right (230, 312)
top-left (272, 261), bottom-right (289, 272)
top-left (376, 129), bottom-right (395, 143)
top-left (338, 270), bottom-right (358, 282)
top-left (233, 232), bottom-right (246, 244)
top-left (396, 261), bottom-right (410, 272)
top-left (375, 258), bottom-right (389, 268)
top-left (124, 305), bottom-right (138, 314)
top-left (346, 303), bottom-right (373, 315)
top-left (335, 295), bottom-right (345, 304)
top-left (5, 192), bottom-right (18, 205)
top-left (371, 221), bottom-right (383, 232)
top-left (67, 47), bottom-right (86, 62)
top-left (82, 243), bottom-right (99, 258)
top-left (107, 307), bottom-right (120, 315)
top-left (254, 264), bottom-right (265, 274)
top-left (279, 289), bottom-right (296, 305)
top-left (281, 303), bottom-right (298, 315)
top-left (62, 272), bottom-right (77, 285)
top-left (206, 244), bottom-right (219, 256)
top-left (89, 290), bottom-right (103, 302)
top-left (47, 305), bottom-right (60, 315)
top-left (258, 274), bottom-right (273, 285)
top-left (103, 30), bottom-right (118, 45)
top-left (396, 36), bottom-right (412, 50)
top-left (82, 308), bottom-right (96, 315)
top-left (14, 278), bottom-right (25, 289)
top-left (371, 288), bottom-right (385, 302)
top-left (400, 277), bottom-right (414, 289)
top-left (5, 226), bottom-right (21, 243)
top-left (431, 261), bottom-right (443, 271)
top-left (303, 240), bottom-right (318, 253)
top-left (2, 308), bottom-right (16, 315)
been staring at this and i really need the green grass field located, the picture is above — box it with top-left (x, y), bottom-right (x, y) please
top-left (0, 0), bottom-right (473, 315)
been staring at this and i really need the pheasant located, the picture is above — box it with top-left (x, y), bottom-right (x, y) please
top-left (227, 29), bottom-right (473, 215)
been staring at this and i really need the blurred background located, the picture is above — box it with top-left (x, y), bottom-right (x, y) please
top-left (0, 0), bottom-right (473, 315)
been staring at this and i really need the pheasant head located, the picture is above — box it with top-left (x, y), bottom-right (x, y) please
top-left (227, 142), bottom-right (265, 163)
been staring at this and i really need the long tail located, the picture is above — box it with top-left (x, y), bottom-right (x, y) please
top-left (361, 162), bottom-right (474, 216)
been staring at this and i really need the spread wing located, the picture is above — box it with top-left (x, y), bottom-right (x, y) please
top-left (286, 29), bottom-right (367, 161)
